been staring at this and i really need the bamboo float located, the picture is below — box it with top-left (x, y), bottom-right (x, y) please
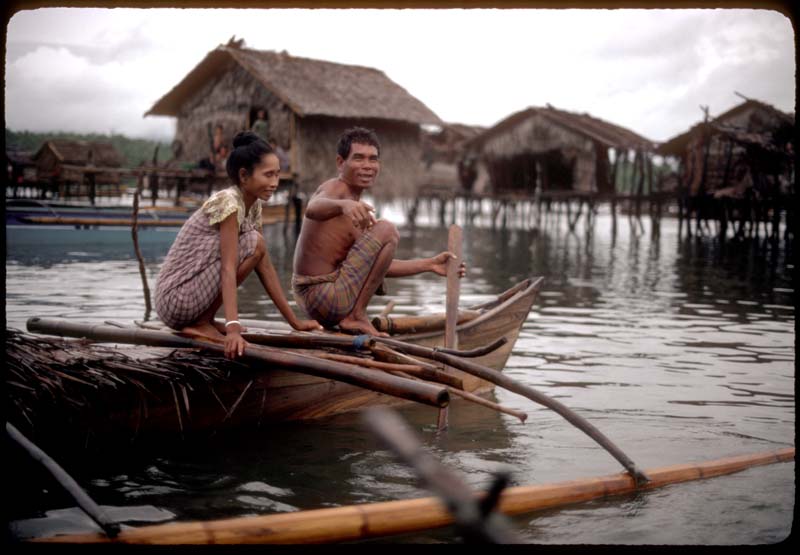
top-left (26, 318), bottom-right (448, 409)
top-left (373, 336), bottom-right (650, 485)
top-left (37, 448), bottom-right (794, 544)
top-left (372, 310), bottom-right (480, 335)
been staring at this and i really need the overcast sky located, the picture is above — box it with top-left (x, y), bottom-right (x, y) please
top-left (4, 7), bottom-right (795, 143)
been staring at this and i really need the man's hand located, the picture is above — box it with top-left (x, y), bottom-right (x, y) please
top-left (429, 251), bottom-right (466, 278)
top-left (341, 200), bottom-right (377, 230)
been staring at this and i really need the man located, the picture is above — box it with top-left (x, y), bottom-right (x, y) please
top-left (292, 127), bottom-right (465, 336)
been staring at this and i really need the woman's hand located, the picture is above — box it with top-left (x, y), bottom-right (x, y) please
top-left (292, 319), bottom-right (324, 332)
top-left (429, 251), bottom-right (467, 278)
top-left (224, 330), bottom-right (248, 360)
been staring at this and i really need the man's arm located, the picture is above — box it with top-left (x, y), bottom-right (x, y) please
top-left (386, 252), bottom-right (466, 278)
top-left (305, 190), bottom-right (376, 229)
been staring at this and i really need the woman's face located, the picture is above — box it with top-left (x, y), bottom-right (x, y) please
top-left (240, 153), bottom-right (281, 201)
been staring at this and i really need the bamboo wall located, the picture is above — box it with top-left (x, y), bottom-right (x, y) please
top-left (171, 65), bottom-right (424, 199)
top-left (477, 112), bottom-right (599, 194)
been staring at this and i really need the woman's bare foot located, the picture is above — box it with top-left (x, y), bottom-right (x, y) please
top-left (181, 321), bottom-right (225, 341)
top-left (211, 319), bottom-right (247, 334)
top-left (338, 315), bottom-right (389, 337)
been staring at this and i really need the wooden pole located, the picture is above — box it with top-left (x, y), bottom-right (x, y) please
top-left (7, 423), bottom-right (120, 538)
top-left (131, 172), bottom-right (152, 321)
top-left (38, 448), bottom-right (794, 544)
top-left (439, 224), bottom-right (463, 431)
top-left (25, 318), bottom-right (449, 409)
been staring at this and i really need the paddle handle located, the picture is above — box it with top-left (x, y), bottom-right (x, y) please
top-left (445, 224), bottom-right (463, 350)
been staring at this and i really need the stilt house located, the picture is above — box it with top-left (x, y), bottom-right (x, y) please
top-left (420, 122), bottom-right (485, 193)
top-left (463, 105), bottom-right (654, 196)
top-left (656, 98), bottom-right (794, 199)
top-left (145, 39), bottom-right (442, 198)
top-left (33, 139), bottom-right (124, 186)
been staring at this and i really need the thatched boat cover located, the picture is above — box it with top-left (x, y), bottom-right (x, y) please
top-left (146, 45), bottom-right (441, 126)
top-left (468, 105), bottom-right (654, 151)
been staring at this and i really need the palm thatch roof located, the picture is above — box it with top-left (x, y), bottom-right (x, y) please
top-left (657, 98), bottom-right (794, 156)
top-left (146, 44), bottom-right (442, 126)
top-left (468, 105), bottom-right (654, 151)
top-left (33, 139), bottom-right (124, 167)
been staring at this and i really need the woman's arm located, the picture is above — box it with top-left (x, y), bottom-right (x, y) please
top-left (255, 243), bottom-right (323, 332)
top-left (219, 214), bottom-right (247, 358)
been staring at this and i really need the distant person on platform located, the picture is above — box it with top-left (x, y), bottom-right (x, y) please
top-left (291, 127), bottom-right (466, 337)
top-left (268, 137), bottom-right (290, 173)
top-left (200, 124), bottom-right (229, 171)
top-left (251, 109), bottom-right (270, 142)
top-left (156, 131), bottom-right (321, 360)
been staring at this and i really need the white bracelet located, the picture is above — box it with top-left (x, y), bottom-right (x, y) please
top-left (225, 320), bottom-right (241, 328)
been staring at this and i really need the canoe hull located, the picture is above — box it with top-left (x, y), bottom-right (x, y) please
top-left (12, 278), bottom-right (542, 443)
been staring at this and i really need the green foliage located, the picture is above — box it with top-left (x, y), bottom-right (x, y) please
top-left (5, 129), bottom-right (171, 168)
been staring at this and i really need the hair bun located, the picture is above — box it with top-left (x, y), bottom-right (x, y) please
top-left (232, 131), bottom-right (261, 149)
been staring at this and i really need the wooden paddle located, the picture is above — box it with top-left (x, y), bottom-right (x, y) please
top-left (439, 224), bottom-right (463, 431)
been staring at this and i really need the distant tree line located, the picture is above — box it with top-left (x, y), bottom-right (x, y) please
top-left (5, 129), bottom-right (171, 168)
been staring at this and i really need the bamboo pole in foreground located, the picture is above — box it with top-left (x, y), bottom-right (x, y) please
top-left (35, 447), bottom-right (793, 545)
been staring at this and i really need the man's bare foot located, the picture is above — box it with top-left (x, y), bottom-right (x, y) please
top-left (338, 315), bottom-right (389, 337)
top-left (181, 321), bottom-right (225, 341)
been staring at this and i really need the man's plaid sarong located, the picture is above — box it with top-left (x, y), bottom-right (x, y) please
top-left (292, 232), bottom-right (383, 327)
top-left (155, 208), bottom-right (260, 330)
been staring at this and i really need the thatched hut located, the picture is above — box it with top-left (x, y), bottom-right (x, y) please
top-left (420, 123), bottom-right (486, 193)
top-left (33, 139), bottom-right (124, 185)
top-left (145, 39), bottom-right (442, 199)
top-left (463, 105), bottom-right (654, 196)
top-left (656, 98), bottom-right (794, 199)
top-left (6, 148), bottom-right (36, 187)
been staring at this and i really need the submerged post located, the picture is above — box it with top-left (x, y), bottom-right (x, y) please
top-left (131, 172), bottom-right (153, 321)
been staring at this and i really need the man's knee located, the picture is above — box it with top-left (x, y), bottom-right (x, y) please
top-left (370, 219), bottom-right (399, 245)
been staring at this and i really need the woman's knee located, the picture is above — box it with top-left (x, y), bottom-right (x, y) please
top-left (241, 230), bottom-right (266, 260)
top-left (370, 219), bottom-right (399, 244)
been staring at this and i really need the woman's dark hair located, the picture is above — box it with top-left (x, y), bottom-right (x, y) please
top-left (226, 131), bottom-right (274, 184)
top-left (336, 127), bottom-right (380, 159)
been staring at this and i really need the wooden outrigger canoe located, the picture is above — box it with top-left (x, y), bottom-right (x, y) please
top-left (16, 277), bottom-right (543, 441)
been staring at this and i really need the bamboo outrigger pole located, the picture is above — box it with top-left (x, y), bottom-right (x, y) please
top-left (372, 336), bottom-right (651, 485)
top-left (35, 447), bottom-right (793, 544)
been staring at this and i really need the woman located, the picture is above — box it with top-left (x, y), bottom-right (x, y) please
top-left (155, 131), bottom-right (321, 359)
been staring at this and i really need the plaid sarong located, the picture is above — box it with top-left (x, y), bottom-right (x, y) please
top-left (292, 232), bottom-right (384, 327)
top-left (155, 208), bottom-right (260, 329)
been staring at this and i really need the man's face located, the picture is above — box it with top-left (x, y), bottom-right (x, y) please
top-left (337, 142), bottom-right (380, 189)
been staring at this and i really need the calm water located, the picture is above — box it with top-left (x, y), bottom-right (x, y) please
top-left (4, 207), bottom-right (795, 545)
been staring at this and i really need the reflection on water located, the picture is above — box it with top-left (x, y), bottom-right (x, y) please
top-left (5, 213), bottom-right (794, 544)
